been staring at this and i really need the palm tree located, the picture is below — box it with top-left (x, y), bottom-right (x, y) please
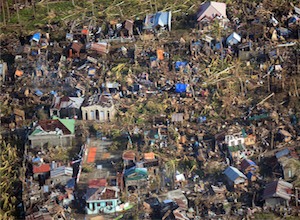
top-left (0, 141), bottom-right (20, 219)
top-left (165, 158), bottom-right (180, 189)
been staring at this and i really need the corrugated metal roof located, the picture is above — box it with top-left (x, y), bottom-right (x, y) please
top-left (50, 166), bottom-right (73, 178)
top-left (224, 166), bottom-right (247, 182)
top-left (263, 180), bottom-right (293, 200)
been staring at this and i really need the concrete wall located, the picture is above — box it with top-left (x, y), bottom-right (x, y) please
top-left (265, 198), bottom-right (287, 208)
top-left (82, 105), bottom-right (116, 122)
top-left (29, 134), bottom-right (74, 148)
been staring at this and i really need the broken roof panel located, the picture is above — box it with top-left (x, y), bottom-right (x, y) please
top-left (144, 11), bottom-right (172, 30)
top-left (226, 32), bottom-right (241, 45)
top-left (90, 42), bottom-right (110, 54)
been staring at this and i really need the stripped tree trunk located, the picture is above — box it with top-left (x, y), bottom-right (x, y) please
top-left (1, 0), bottom-right (6, 25)
top-left (6, 1), bottom-right (10, 20)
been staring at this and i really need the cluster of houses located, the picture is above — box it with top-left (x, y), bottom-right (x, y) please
top-left (1, 1), bottom-right (300, 219)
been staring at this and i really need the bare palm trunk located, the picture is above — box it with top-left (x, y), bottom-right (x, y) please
top-left (32, 0), bottom-right (36, 18)
top-left (1, 0), bottom-right (6, 25)
top-left (6, 1), bottom-right (10, 20)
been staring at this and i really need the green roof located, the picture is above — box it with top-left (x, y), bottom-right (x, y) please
top-left (58, 118), bottom-right (75, 134)
top-left (228, 145), bottom-right (244, 152)
top-left (31, 128), bottom-right (43, 135)
top-left (248, 113), bottom-right (269, 121)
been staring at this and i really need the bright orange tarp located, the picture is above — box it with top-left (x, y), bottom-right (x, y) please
top-left (87, 147), bottom-right (97, 163)
top-left (15, 70), bottom-right (23, 77)
top-left (157, 49), bottom-right (164, 60)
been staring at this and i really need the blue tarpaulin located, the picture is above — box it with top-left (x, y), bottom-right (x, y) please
top-left (50, 91), bottom-right (57, 95)
top-left (175, 83), bottom-right (187, 93)
top-left (150, 56), bottom-right (157, 61)
top-left (35, 90), bottom-right (43, 96)
top-left (31, 32), bottom-right (41, 42)
top-left (198, 116), bottom-right (207, 123)
top-left (175, 61), bottom-right (188, 71)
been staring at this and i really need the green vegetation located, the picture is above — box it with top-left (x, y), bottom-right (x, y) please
top-left (0, 140), bottom-right (20, 219)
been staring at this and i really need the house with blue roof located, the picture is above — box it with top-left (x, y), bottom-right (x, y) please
top-left (224, 166), bottom-right (247, 188)
top-left (124, 167), bottom-right (148, 193)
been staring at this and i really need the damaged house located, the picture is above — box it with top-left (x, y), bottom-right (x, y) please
top-left (144, 11), bottom-right (172, 31)
top-left (50, 95), bottom-right (84, 119)
top-left (276, 147), bottom-right (299, 180)
top-left (28, 118), bottom-right (75, 148)
top-left (81, 92), bottom-right (116, 122)
top-left (263, 180), bottom-right (293, 208)
top-left (86, 185), bottom-right (121, 214)
top-left (224, 166), bottom-right (248, 188)
top-left (196, 1), bottom-right (228, 29)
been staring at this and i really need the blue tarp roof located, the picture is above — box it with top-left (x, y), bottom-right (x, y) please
top-left (175, 83), bottom-right (187, 93)
top-left (35, 90), bottom-right (43, 96)
top-left (31, 32), bottom-right (41, 42)
top-left (175, 61), bottom-right (188, 70)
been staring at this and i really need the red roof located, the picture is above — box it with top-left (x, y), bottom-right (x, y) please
top-left (122, 150), bottom-right (136, 161)
top-left (88, 178), bottom-right (107, 188)
top-left (144, 152), bottom-right (155, 160)
top-left (33, 164), bottom-right (51, 174)
top-left (87, 147), bottom-right (97, 163)
top-left (38, 120), bottom-right (71, 135)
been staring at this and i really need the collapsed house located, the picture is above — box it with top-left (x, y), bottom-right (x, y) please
top-left (263, 180), bottom-right (293, 208)
top-left (50, 96), bottom-right (84, 119)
